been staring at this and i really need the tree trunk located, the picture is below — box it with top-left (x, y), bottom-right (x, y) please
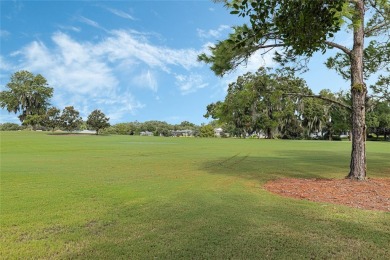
top-left (267, 127), bottom-right (273, 139)
top-left (347, 0), bottom-right (366, 180)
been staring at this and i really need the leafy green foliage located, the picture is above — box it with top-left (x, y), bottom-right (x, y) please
top-left (197, 25), bottom-right (261, 76)
top-left (199, 1), bottom-right (345, 76)
top-left (326, 41), bottom-right (390, 81)
top-left (86, 109), bottom-right (110, 135)
top-left (22, 114), bottom-right (44, 130)
top-left (0, 71), bottom-right (53, 122)
top-left (205, 68), bottom-right (310, 138)
top-left (370, 68), bottom-right (390, 101)
top-left (0, 123), bottom-right (22, 131)
top-left (60, 106), bottom-right (82, 132)
top-left (367, 100), bottom-right (390, 139)
top-left (199, 124), bottom-right (215, 137)
top-left (42, 107), bottom-right (61, 131)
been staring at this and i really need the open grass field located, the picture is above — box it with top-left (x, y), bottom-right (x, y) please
top-left (1, 131), bottom-right (389, 259)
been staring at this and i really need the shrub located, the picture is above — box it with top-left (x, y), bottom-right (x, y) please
top-left (0, 123), bottom-right (21, 131)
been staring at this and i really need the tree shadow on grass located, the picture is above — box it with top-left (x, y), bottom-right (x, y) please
top-left (199, 150), bottom-right (353, 182)
top-left (200, 148), bottom-right (390, 182)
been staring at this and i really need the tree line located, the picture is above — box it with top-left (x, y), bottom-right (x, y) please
top-left (0, 71), bottom-right (110, 135)
top-left (0, 71), bottom-right (217, 137)
top-left (1, 70), bottom-right (389, 139)
top-left (204, 68), bottom-right (390, 140)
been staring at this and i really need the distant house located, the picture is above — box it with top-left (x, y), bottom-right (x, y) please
top-left (171, 129), bottom-right (193, 137)
top-left (78, 130), bottom-right (96, 134)
top-left (214, 128), bottom-right (223, 137)
top-left (140, 131), bottom-right (154, 136)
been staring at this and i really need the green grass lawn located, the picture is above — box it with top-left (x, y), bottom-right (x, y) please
top-left (1, 131), bottom-right (389, 259)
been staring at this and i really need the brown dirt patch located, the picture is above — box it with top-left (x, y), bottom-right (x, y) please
top-left (264, 178), bottom-right (390, 212)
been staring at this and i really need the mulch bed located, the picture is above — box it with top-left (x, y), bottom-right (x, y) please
top-left (264, 178), bottom-right (390, 212)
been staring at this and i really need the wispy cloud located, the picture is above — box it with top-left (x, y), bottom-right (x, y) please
top-left (219, 49), bottom-right (277, 93)
top-left (197, 25), bottom-right (230, 39)
top-left (2, 29), bottom-right (209, 122)
top-left (175, 73), bottom-right (208, 95)
top-left (94, 29), bottom-right (201, 72)
top-left (57, 25), bottom-right (81, 32)
top-left (77, 16), bottom-right (104, 30)
top-left (107, 8), bottom-right (135, 20)
top-left (132, 70), bottom-right (158, 92)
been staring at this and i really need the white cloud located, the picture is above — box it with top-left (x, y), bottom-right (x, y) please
top-left (94, 30), bottom-right (201, 72)
top-left (0, 55), bottom-right (13, 71)
top-left (132, 70), bottom-right (158, 92)
top-left (15, 32), bottom-right (118, 96)
top-left (96, 91), bottom-right (145, 122)
top-left (77, 16), bottom-right (104, 30)
top-left (16, 41), bottom-right (56, 71)
top-left (197, 25), bottom-right (230, 39)
top-left (219, 49), bottom-right (277, 93)
top-left (107, 8), bottom-right (135, 20)
top-left (2, 28), bottom-right (209, 123)
top-left (240, 49), bottom-right (276, 73)
top-left (175, 73), bottom-right (209, 95)
top-left (57, 25), bottom-right (81, 32)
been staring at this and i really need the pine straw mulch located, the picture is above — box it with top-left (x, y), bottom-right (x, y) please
top-left (264, 178), bottom-right (390, 212)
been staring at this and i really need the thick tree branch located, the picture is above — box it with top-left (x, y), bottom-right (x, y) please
top-left (325, 41), bottom-right (352, 55)
top-left (284, 93), bottom-right (352, 111)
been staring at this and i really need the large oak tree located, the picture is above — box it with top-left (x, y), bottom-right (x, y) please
top-left (0, 71), bottom-right (53, 123)
top-left (199, 0), bottom-right (390, 180)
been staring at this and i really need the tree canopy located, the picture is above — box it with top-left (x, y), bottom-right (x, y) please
top-left (0, 71), bottom-right (53, 123)
top-left (205, 68), bottom-right (311, 139)
top-left (60, 106), bottom-right (83, 132)
top-left (87, 109), bottom-right (110, 135)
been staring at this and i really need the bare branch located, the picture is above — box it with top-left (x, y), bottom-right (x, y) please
top-left (325, 41), bottom-right (352, 55)
top-left (284, 93), bottom-right (352, 111)
top-left (253, 43), bottom-right (286, 50)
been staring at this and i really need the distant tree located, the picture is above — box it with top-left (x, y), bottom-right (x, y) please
top-left (0, 123), bottom-right (21, 131)
top-left (87, 109), bottom-right (110, 135)
top-left (279, 116), bottom-right (304, 139)
top-left (205, 68), bottom-right (309, 138)
top-left (42, 107), bottom-right (61, 132)
top-left (199, 124), bottom-right (215, 138)
top-left (179, 121), bottom-right (196, 129)
top-left (60, 106), bottom-right (82, 132)
top-left (367, 100), bottom-right (390, 139)
top-left (114, 123), bottom-right (134, 135)
top-left (300, 97), bottom-right (326, 138)
top-left (0, 71), bottom-right (53, 123)
top-left (22, 114), bottom-right (44, 130)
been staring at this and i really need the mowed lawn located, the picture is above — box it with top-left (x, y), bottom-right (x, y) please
top-left (1, 131), bottom-right (389, 259)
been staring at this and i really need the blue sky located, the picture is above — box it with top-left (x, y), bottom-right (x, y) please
top-left (0, 0), bottom-right (358, 125)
